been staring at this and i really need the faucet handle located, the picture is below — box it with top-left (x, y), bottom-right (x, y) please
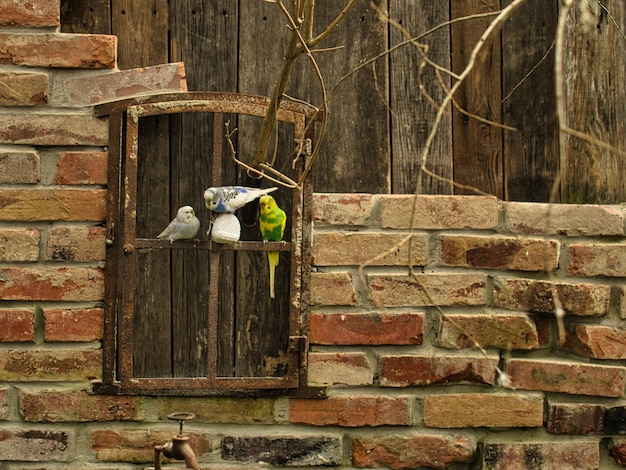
top-left (167, 412), bottom-right (195, 435)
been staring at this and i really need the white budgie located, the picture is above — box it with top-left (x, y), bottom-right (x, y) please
top-left (204, 186), bottom-right (277, 213)
top-left (157, 206), bottom-right (200, 243)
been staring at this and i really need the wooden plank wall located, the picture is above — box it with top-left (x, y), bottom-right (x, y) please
top-left (60, 0), bottom-right (626, 200)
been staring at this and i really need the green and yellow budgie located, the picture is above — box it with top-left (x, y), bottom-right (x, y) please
top-left (258, 194), bottom-right (286, 299)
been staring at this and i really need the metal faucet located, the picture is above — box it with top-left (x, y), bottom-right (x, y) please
top-left (154, 412), bottom-right (199, 470)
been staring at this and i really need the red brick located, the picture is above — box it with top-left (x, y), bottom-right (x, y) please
top-left (507, 358), bottom-right (626, 397)
top-left (379, 353), bottom-right (499, 387)
top-left (310, 312), bottom-right (423, 345)
top-left (310, 271), bottom-right (355, 305)
top-left (0, 429), bottom-right (72, 462)
top-left (0, 0), bottom-right (59, 27)
top-left (312, 231), bottom-right (426, 266)
top-left (0, 150), bottom-right (39, 183)
top-left (0, 114), bottom-right (108, 146)
top-left (0, 71), bottom-right (47, 105)
top-left (610, 438), bottom-right (626, 466)
top-left (0, 228), bottom-right (39, 262)
top-left (44, 308), bottom-right (103, 342)
top-left (380, 194), bottom-right (498, 229)
top-left (0, 189), bottom-right (106, 221)
top-left (0, 33), bottom-right (116, 68)
top-left (312, 193), bottom-right (374, 226)
top-left (0, 387), bottom-right (7, 420)
top-left (65, 62), bottom-right (187, 105)
top-left (440, 234), bottom-right (559, 271)
top-left (47, 225), bottom-right (106, 262)
top-left (352, 433), bottom-right (476, 469)
top-left (504, 201), bottom-right (625, 236)
top-left (424, 393), bottom-right (544, 428)
top-left (0, 309), bottom-right (34, 342)
top-left (308, 352), bottom-right (373, 386)
top-left (20, 390), bottom-right (141, 422)
top-left (55, 151), bottom-right (108, 185)
top-left (564, 324), bottom-right (626, 360)
top-left (482, 440), bottom-right (599, 470)
top-left (0, 350), bottom-right (101, 381)
top-left (492, 277), bottom-right (610, 317)
top-left (0, 267), bottom-right (104, 301)
top-left (568, 243), bottom-right (626, 277)
top-left (368, 273), bottom-right (487, 307)
top-left (547, 402), bottom-right (614, 435)
top-left (91, 429), bottom-right (211, 463)
top-left (436, 312), bottom-right (540, 350)
top-left (290, 395), bottom-right (412, 427)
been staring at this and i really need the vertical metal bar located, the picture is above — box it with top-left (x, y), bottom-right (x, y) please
top-left (119, 106), bottom-right (140, 384)
top-left (102, 111), bottom-right (123, 385)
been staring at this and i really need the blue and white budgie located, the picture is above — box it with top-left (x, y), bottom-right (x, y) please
top-left (204, 186), bottom-right (277, 213)
top-left (157, 206), bottom-right (200, 243)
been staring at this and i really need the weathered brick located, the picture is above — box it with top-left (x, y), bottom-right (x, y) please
top-left (504, 201), bottom-right (625, 236)
top-left (290, 395), bottom-right (412, 427)
top-left (492, 277), bottom-right (610, 317)
top-left (0, 309), bottom-right (34, 342)
top-left (0, 267), bottom-right (104, 301)
top-left (0, 387), bottom-right (8, 420)
top-left (424, 393), bottom-right (544, 428)
top-left (65, 62), bottom-right (187, 105)
top-left (568, 243), bottom-right (626, 277)
top-left (308, 352), bottom-right (373, 386)
top-left (440, 234), bottom-right (559, 271)
top-left (507, 358), bottom-right (626, 397)
top-left (0, 149), bottom-right (39, 183)
top-left (158, 397), bottom-right (276, 424)
top-left (0, 0), bottom-right (59, 27)
top-left (564, 324), bottom-right (626, 360)
top-left (436, 312), bottom-right (540, 350)
top-left (482, 440), bottom-right (599, 470)
top-left (312, 231), bottom-right (426, 266)
top-left (0, 114), bottom-right (108, 146)
top-left (352, 433), bottom-right (476, 469)
top-left (368, 273), bottom-right (487, 307)
top-left (547, 402), bottom-right (626, 435)
top-left (44, 308), bottom-right (103, 342)
top-left (0, 228), bottom-right (39, 262)
top-left (91, 429), bottom-right (211, 463)
top-left (0, 33), bottom-right (116, 68)
top-left (0, 71), bottom-right (48, 105)
top-left (0, 429), bottom-right (72, 462)
top-left (47, 225), bottom-right (106, 262)
top-left (310, 311), bottom-right (423, 345)
top-left (610, 438), bottom-right (626, 466)
top-left (55, 151), bottom-right (108, 185)
top-left (0, 350), bottom-right (101, 381)
top-left (379, 352), bottom-right (499, 387)
top-left (380, 195), bottom-right (499, 229)
top-left (20, 390), bottom-right (141, 422)
top-left (222, 435), bottom-right (342, 466)
top-left (0, 189), bottom-right (106, 221)
top-left (312, 193), bottom-right (374, 226)
top-left (310, 271), bottom-right (355, 305)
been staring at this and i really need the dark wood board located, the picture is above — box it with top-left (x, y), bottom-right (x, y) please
top-left (450, 0), bottom-right (503, 198)
top-left (60, 0), bottom-right (111, 34)
top-left (390, 1), bottom-right (453, 194)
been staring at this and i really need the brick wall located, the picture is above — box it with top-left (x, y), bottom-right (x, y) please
top-left (1, 1), bottom-right (626, 469)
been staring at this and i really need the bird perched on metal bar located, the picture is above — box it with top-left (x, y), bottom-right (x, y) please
top-left (258, 194), bottom-right (286, 299)
top-left (204, 186), bottom-right (277, 213)
top-left (157, 206), bottom-right (200, 243)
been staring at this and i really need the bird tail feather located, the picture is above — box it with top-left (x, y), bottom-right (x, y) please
top-left (267, 251), bottom-right (279, 299)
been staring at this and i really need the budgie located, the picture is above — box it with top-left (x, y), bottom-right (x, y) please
top-left (204, 186), bottom-right (277, 213)
top-left (157, 206), bottom-right (200, 243)
top-left (258, 194), bottom-right (286, 299)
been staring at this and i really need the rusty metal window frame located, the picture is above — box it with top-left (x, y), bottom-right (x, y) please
top-left (93, 92), bottom-right (323, 397)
